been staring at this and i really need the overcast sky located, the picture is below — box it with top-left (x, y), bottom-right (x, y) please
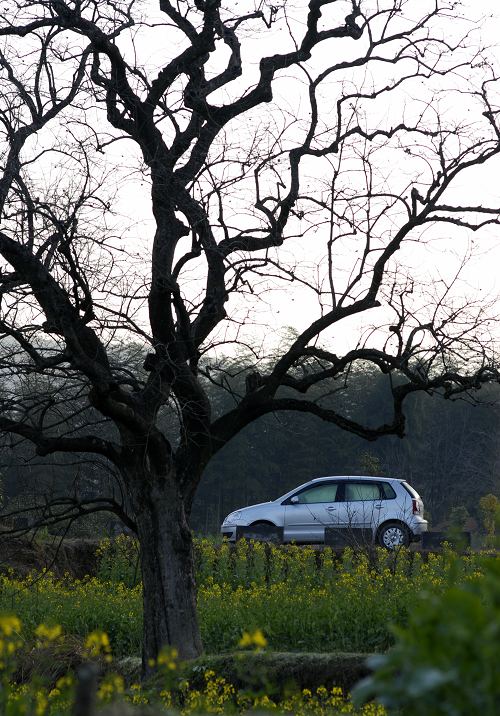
top-left (104, 1), bottom-right (500, 356)
top-left (7, 0), bottom-right (500, 359)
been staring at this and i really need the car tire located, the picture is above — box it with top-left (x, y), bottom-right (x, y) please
top-left (377, 521), bottom-right (410, 549)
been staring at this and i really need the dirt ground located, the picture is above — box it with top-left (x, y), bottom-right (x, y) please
top-left (0, 536), bottom-right (99, 578)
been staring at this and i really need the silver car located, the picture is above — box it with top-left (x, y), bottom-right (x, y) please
top-left (221, 475), bottom-right (428, 548)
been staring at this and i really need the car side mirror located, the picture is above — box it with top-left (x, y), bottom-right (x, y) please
top-left (290, 495), bottom-right (299, 504)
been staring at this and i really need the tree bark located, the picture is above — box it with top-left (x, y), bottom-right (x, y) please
top-left (127, 467), bottom-right (202, 673)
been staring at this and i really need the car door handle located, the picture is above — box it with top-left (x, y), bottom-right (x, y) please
top-left (326, 506), bottom-right (336, 511)
top-left (374, 504), bottom-right (383, 509)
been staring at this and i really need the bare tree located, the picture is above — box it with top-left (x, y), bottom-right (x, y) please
top-left (1, 0), bottom-right (500, 671)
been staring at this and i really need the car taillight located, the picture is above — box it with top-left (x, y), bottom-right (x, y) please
top-left (412, 499), bottom-right (420, 514)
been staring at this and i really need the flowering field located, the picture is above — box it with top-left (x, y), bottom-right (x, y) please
top-left (0, 540), bottom-right (497, 715)
top-left (0, 540), bottom-right (485, 656)
top-left (0, 539), bottom-right (484, 656)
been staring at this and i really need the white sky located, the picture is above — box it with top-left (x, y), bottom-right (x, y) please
top-left (7, 0), bottom-right (500, 362)
top-left (117, 0), bottom-right (500, 358)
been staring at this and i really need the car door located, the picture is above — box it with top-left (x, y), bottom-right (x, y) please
top-left (341, 480), bottom-right (385, 531)
top-left (283, 481), bottom-right (341, 542)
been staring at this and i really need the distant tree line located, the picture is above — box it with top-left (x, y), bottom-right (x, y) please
top-left (1, 348), bottom-right (498, 535)
top-left (192, 357), bottom-right (500, 532)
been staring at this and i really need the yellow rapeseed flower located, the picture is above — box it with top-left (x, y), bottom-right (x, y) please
top-left (35, 623), bottom-right (62, 644)
top-left (35, 689), bottom-right (48, 716)
top-left (84, 630), bottom-right (112, 661)
top-left (238, 628), bottom-right (267, 650)
top-left (97, 674), bottom-right (125, 703)
top-left (157, 646), bottom-right (178, 670)
top-left (0, 615), bottom-right (21, 637)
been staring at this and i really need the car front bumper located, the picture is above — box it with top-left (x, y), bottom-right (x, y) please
top-left (221, 525), bottom-right (237, 541)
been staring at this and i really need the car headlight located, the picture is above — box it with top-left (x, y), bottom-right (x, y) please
top-left (222, 511), bottom-right (242, 525)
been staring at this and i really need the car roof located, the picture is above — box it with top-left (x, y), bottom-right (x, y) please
top-left (310, 475), bottom-right (398, 483)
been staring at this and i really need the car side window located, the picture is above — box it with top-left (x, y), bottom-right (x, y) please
top-left (380, 482), bottom-right (397, 500)
top-left (344, 482), bottom-right (381, 501)
top-left (293, 483), bottom-right (339, 504)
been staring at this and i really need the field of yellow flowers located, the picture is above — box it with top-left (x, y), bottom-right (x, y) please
top-left (0, 538), bottom-right (492, 715)
top-left (0, 539), bottom-right (484, 656)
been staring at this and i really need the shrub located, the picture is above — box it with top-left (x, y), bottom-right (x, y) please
top-left (479, 494), bottom-right (500, 547)
top-left (447, 505), bottom-right (470, 531)
top-left (353, 556), bottom-right (500, 715)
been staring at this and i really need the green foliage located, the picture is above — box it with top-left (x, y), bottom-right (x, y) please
top-left (353, 557), bottom-right (500, 715)
top-left (447, 505), bottom-right (470, 531)
top-left (479, 493), bottom-right (500, 547)
top-left (185, 651), bottom-right (371, 698)
top-left (96, 535), bottom-right (141, 587)
top-left (0, 611), bottom-right (381, 716)
top-left (358, 453), bottom-right (382, 476)
top-left (1, 544), bottom-right (498, 714)
top-left (196, 546), bottom-right (483, 654)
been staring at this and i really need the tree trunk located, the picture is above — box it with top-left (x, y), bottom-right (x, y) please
top-left (128, 470), bottom-right (203, 674)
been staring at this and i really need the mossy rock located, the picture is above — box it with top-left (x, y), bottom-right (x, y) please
top-left (184, 651), bottom-right (372, 695)
top-left (116, 651), bottom-right (371, 694)
top-left (115, 656), bottom-right (142, 683)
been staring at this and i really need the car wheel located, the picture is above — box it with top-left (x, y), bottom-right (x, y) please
top-left (248, 521), bottom-right (283, 544)
top-left (377, 522), bottom-right (410, 549)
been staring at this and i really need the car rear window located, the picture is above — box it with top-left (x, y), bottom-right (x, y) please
top-left (345, 482), bottom-right (381, 501)
top-left (344, 482), bottom-right (397, 500)
top-left (380, 482), bottom-right (397, 499)
top-left (400, 481), bottom-right (419, 498)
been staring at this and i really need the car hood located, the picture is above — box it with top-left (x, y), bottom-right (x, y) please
top-left (223, 501), bottom-right (277, 523)
top-left (242, 501), bottom-right (273, 511)
top-left (237, 501), bottom-right (274, 517)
